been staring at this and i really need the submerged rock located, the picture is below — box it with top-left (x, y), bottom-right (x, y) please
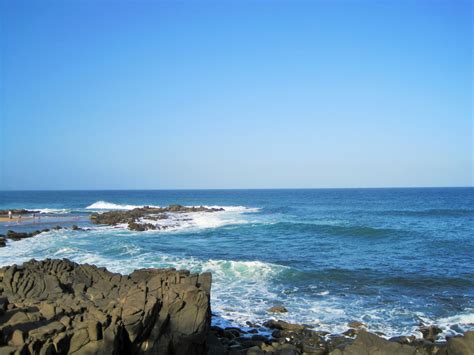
top-left (0, 258), bottom-right (211, 355)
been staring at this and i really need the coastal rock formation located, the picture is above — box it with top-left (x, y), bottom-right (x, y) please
top-left (0, 259), bottom-right (211, 354)
top-left (90, 205), bottom-right (224, 231)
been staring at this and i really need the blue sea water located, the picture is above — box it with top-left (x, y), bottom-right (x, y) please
top-left (0, 188), bottom-right (473, 337)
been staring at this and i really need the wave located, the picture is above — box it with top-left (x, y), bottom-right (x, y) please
top-left (85, 201), bottom-right (147, 210)
top-left (437, 312), bottom-right (474, 328)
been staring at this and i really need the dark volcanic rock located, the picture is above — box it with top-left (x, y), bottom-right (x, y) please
top-left (447, 331), bottom-right (474, 354)
top-left (330, 331), bottom-right (417, 354)
top-left (263, 319), bottom-right (306, 332)
top-left (90, 204), bottom-right (224, 231)
top-left (128, 221), bottom-right (157, 231)
top-left (0, 258), bottom-right (211, 355)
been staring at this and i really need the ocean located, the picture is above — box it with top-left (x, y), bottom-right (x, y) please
top-left (0, 188), bottom-right (473, 338)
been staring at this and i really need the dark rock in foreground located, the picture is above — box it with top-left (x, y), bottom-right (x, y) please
top-left (90, 205), bottom-right (224, 231)
top-left (0, 259), bottom-right (211, 354)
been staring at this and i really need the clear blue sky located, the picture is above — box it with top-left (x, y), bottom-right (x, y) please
top-left (0, 0), bottom-right (472, 190)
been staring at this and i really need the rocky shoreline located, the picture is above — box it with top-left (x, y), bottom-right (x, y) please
top-left (0, 259), bottom-right (472, 354)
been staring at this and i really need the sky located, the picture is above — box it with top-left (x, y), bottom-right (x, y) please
top-left (0, 0), bottom-right (472, 190)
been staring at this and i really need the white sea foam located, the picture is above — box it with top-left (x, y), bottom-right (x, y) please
top-left (438, 313), bottom-right (474, 325)
top-left (85, 201), bottom-right (147, 210)
top-left (436, 312), bottom-right (474, 335)
top-left (37, 208), bottom-right (71, 214)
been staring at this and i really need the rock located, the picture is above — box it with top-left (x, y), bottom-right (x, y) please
top-left (0, 236), bottom-right (5, 247)
top-left (0, 258), bottom-right (211, 354)
top-left (347, 321), bottom-right (366, 329)
top-left (207, 332), bottom-right (226, 355)
top-left (128, 221), bottom-right (156, 231)
top-left (342, 329), bottom-right (357, 337)
top-left (419, 325), bottom-right (442, 342)
top-left (389, 335), bottom-right (416, 344)
top-left (90, 204), bottom-right (225, 230)
top-left (267, 306), bottom-right (288, 313)
top-left (447, 331), bottom-right (474, 355)
top-left (10, 329), bottom-right (25, 346)
top-left (330, 331), bottom-right (417, 354)
top-left (263, 320), bottom-right (306, 332)
top-left (247, 345), bottom-right (265, 354)
top-left (70, 225), bottom-right (82, 231)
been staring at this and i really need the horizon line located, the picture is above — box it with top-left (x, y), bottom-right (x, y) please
top-left (0, 186), bottom-right (473, 192)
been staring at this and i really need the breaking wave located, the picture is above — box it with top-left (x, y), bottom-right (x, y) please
top-left (85, 201), bottom-right (147, 210)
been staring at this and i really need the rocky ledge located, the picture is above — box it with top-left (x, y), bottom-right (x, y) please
top-left (0, 259), bottom-right (211, 354)
top-left (0, 259), bottom-right (472, 355)
top-left (90, 205), bottom-right (224, 231)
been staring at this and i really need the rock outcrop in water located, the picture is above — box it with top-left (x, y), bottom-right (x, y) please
top-left (0, 259), bottom-right (211, 354)
top-left (90, 205), bottom-right (224, 231)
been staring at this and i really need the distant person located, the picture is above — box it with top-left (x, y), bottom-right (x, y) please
top-left (8, 210), bottom-right (12, 219)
